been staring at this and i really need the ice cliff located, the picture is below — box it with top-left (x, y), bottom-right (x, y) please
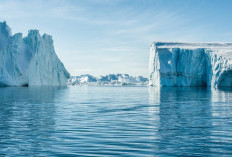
top-left (0, 22), bottom-right (70, 86)
top-left (149, 42), bottom-right (232, 87)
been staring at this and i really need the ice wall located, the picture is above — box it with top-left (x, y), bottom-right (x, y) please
top-left (0, 22), bottom-right (70, 86)
top-left (149, 42), bottom-right (232, 87)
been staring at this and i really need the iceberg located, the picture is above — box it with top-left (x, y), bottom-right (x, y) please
top-left (67, 74), bottom-right (148, 86)
top-left (0, 22), bottom-right (70, 86)
top-left (149, 42), bottom-right (232, 87)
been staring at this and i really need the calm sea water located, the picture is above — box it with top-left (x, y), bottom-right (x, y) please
top-left (0, 86), bottom-right (232, 156)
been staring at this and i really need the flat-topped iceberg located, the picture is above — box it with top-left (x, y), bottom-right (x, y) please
top-left (149, 41), bottom-right (232, 87)
top-left (0, 22), bottom-right (70, 86)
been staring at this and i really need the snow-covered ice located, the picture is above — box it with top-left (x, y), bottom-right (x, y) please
top-left (149, 41), bottom-right (232, 87)
top-left (0, 22), bottom-right (70, 86)
top-left (67, 74), bottom-right (148, 86)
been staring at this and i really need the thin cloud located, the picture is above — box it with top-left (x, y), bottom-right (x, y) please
top-left (1, 0), bottom-right (231, 77)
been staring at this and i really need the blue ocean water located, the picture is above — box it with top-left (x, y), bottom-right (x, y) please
top-left (0, 86), bottom-right (232, 156)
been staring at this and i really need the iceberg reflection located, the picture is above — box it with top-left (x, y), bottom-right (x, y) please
top-left (0, 87), bottom-right (66, 156)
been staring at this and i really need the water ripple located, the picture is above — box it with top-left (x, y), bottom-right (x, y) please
top-left (0, 87), bottom-right (232, 156)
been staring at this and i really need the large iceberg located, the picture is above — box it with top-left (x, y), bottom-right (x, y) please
top-left (149, 42), bottom-right (232, 87)
top-left (0, 22), bottom-right (70, 86)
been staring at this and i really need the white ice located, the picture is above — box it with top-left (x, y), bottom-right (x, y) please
top-left (0, 22), bottom-right (70, 86)
top-left (149, 41), bottom-right (232, 87)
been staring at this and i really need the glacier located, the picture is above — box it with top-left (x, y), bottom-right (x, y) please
top-left (0, 21), bottom-right (70, 86)
top-left (149, 41), bottom-right (232, 87)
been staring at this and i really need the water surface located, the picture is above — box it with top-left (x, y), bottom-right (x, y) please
top-left (0, 86), bottom-right (232, 156)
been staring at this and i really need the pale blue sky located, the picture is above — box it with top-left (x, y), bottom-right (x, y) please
top-left (1, 0), bottom-right (232, 77)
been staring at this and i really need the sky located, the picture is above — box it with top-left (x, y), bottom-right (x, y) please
top-left (0, 0), bottom-right (232, 77)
